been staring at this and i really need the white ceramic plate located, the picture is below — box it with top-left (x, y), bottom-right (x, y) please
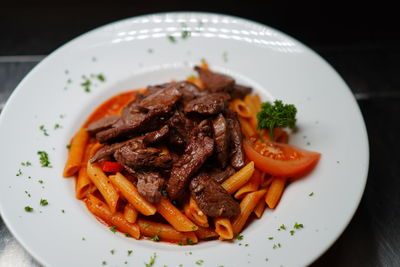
top-left (0, 12), bottom-right (368, 267)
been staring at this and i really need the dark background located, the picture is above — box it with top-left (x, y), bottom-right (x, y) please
top-left (1, 1), bottom-right (400, 266)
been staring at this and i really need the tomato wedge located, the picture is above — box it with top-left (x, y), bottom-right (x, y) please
top-left (243, 139), bottom-right (321, 178)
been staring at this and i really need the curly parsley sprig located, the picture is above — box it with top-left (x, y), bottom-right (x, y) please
top-left (256, 100), bottom-right (297, 141)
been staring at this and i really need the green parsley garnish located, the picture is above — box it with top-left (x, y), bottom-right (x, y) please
top-left (235, 234), bottom-right (244, 240)
top-left (294, 222), bottom-right (304, 229)
top-left (167, 35), bottom-right (176, 43)
top-left (16, 169), bottom-right (23, 176)
top-left (96, 74), bottom-right (106, 82)
top-left (268, 236), bottom-right (274, 240)
top-left (279, 224), bottom-right (286, 231)
top-left (40, 199), bottom-right (48, 206)
top-left (145, 253), bottom-right (157, 267)
top-left (39, 125), bottom-right (49, 136)
top-left (178, 241), bottom-right (183, 246)
top-left (150, 235), bottom-right (160, 242)
top-left (54, 123), bottom-right (62, 130)
top-left (181, 30), bottom-right (191, 39)
top-left (38, 180), bottom-right (44, 184)
top-left (61, 209), bottom-right (65, 213)
top-left (110, 249), bottom-right (115, 254)
top-left (309, 192), bottom-right (314, 196)
top-left (24, 191), bottom-right (31, 197)
top-left (290, 230), bottom-right (295, 236)
top-left (82, 237), bottom-right (86, 241)
top-left (24, 206), bottom-right (33, 212)
top-left (81, 78), bottom-right (92, 92)
top-left (37, 151), bottom-right (52, 167)
top-left (257, 100), bottom-right (297, 141)
top-left (127, 250), bottom-right (133, 256)
top-left (21, 161), bottom-right (32, 166)
top-left (186, 238), bottom-right (194, 245)
top-left (110, 226), bottom-right (117, 233)
top-left (66, 144), bottom-right (71, 150)
top-left (102, 261), bottom-right (107, 265)
top-left (195, 259), bottom-right (204, 265)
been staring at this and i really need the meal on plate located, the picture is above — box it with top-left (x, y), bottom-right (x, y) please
top-left (63, 61), bottom-right (320, 245)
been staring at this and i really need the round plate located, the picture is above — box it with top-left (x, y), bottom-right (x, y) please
top-left (0, 12), bottom-right (369, 267)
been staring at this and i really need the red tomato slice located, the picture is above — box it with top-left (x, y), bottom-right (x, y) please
top-left (243, 139), bottom-right (321, 178)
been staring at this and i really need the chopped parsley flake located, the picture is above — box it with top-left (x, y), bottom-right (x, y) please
top-left (81, 78), bottom-right (92, 92)
top-left (244, 243), bottom-right (249, 247)
top-left (235, 234), bottom-right (244, 240)
top-left (102, 261), bottom-right (107, 265)
top-left (145, 253), bottom-right (157, 267)
top-left (278, 224), bottom-right (286, 231)
top-left (37, 151), bottom-right (52, 168)
top-left (24, 206), bottom-right (33, 212)
top-left (61, 209), bottom-right (65, 213)
top-left (16, 169), bottom-right (22, 176)
top-left (40, 199), bottom-right (48, 206)
top-left (178, 241), bottom-right (183, 246)
top-left (54, 123), bottom-right (62, 130)
top-left (39, 125), bottom-right (49, 136)
top-left (186, 238), bottom-right (194, 245)
top-left (124, 261), bottom-right (128, 264)
top-left (195, 259), bottom-right (204, 265)
top-left (96, 74), bottom-right (106, 82)
top-left (21, 161), bottom-right (32, 166)
top-left (24, 191), bottom-right (31, 197)
top-left (294, 222), bottom-right (304, 229)
top-left (181, 30), bottom-right (191, 39)
top-left (290, 230), bottom-right (295, 236)
top-left (38, 180), bottom-right (44, 184)
top-left (66, 144), bottom-right (71, 150)
top-left (110, 249), bottom-right (115, 254)
top-left (273, 243), bottom-right (282, 249)
top-left (110, 226), bottom-right (117, 233)
top-left (82, 237), bottom-right (85, 241)
top-left (150, 235), bottom-right (160, 242)
top-left (167, 35), bottom-right (176, 43)
top-left (191, 226), bottom-right (197, 231)
top-left (309, 192), bottom-right (314, 196)
top-left (127, 250), bottom-right (133, 256)
top-left (268, 237), bottom-right (274, 240)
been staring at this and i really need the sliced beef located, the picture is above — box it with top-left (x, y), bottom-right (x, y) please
top-left (211, 113), bottom-right (230, 168)
top-left (230, 84), bottom-right (252, 99)
top-left (167, 120), bottom-right (214, 200)
top-left (95, 85), bottom-right (181, 143)
top-left (86, 115), bottom-right (120, 135)
top-left (175, 81), bottom-right (206, 105)
top-left (167, 110), bottom-right (196, 150)
top-left (194, 66), bottom-right (235, 93)
top-left (227, 111), bottom-right (245, 169)
top-left (146, 83), bottom-right (170, 95)
top-left (90, 126), bottom-right (169, 163)
top-left (208, 166), bottom-right (236, 184)
top-left (190, 173), bottom-right (240, 218)
top-left (143, 125), bottom-right (169, 144)
top-left (114, 146), bottom-right (172, 169)
top-left (184, 93), bottom-right (230, 116)
top-left (136, 172), bottom-right (165, 203)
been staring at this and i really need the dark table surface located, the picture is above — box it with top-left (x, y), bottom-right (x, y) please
top-left (1, 4), bottom-right (400, 266)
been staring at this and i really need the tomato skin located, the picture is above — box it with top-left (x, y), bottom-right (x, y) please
top-left (102, 161), bottom-right (124, 173)
top-left (243, 139), bottom-right (321, 178)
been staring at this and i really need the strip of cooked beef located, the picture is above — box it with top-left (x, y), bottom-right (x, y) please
top-left (194, 66), bottom-right (235, 93)
top-left (208, 166), bottom-right (236, 184)
top-left (227, 111), bottom-right (245, 169)
top-left (146, 83), bottom-right (170, 95)
top-left (86, 115), bottom-right (120, 135)
top-left (136, 171), bottom-right (165, 203)
top-left (167, 110), bottom-right (196, 150)
top-left (90, 126), bottom-right (169, 163)
top-left (184, 93), bottom-right (230, 116)
top-left (167, 120), bottom-right (214, 200)
top-left (211, 113), bottom-right (230, 168)
top-left (190, 173), bottom-right (240, 217)
top-left (175, 81), bottom-right (206, 105)
top-left (114, 146), bottom-right (172, 169)
top-left (95, 85), bottom-right (181, 143)
top-left (230, 84), bottom-right (253, 99)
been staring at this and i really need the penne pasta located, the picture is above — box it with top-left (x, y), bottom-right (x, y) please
top-left (86, 162), bottom-right (119, 213)
top-left (195, 226), bottom-right (219, 240)
top-left (85, 194), bottom-right (140, 239)
top-left (186, 76), bottom-right (205, 89)
top-left (234, 169), bottom-right (262, 199)
top-left (238, 118), bottom-right (256, 137)
top-left (63, 128), bottom-right (90, 177)
top-left (253, 195), bottom-right (267, 218)
top-left (214, 218), bottom-right (234, 240)
top-left (222, 161), bottom-right (255, 194)
top-left (243, 94), bottom-right (258, 130)
top-left (252, 94), bottom-right (262, 113)
top-left (231, 189), bottom-right (267, 235)
top-left (109, 172), bottom-right (156, 216)
top-left (138, 219), bottom-right (198, 245)
top-left (261, 174), bottom-right (273, 188)
top-left (230, 99), bottom-right (252, 118)
top-left (265, 178), bottom-right (287, 209)
top-left (75, 142), bottom-right (96, 199)
top-left (183, 197), bottom-right (209, 228)
top-left (155, 198), bottom-right (198, 232)
top-left (124, 204), bottom-right (138, 224)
